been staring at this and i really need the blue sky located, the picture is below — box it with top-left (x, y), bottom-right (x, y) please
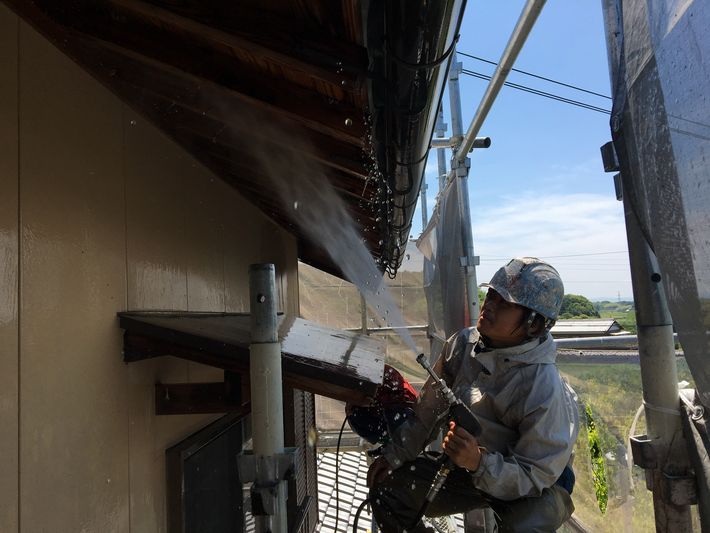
top-left (410, 1), bottom-right (633, 300)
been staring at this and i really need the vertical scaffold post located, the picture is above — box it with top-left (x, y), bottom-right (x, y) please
top-left (622, 185), bottom-right (693, 531)
top-left (249, 263), bottom-right (287, 533)
top-left (448, 52), bottom-right (480, 324)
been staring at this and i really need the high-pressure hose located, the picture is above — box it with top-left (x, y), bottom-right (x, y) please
top-left (352, 498), bottom-right (371, 533)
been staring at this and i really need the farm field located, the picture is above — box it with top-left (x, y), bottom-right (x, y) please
top-left (559, 360), bottom-right (697, 531)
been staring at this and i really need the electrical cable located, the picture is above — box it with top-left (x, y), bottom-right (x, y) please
top-left (457, 50), bottom-right (612, 100)
top-left (386, 34), bottom-right (460, 70)
top-left (461, 68), bottom-right (611, 114)
top-left (335, 416), bottom-right (348, 530)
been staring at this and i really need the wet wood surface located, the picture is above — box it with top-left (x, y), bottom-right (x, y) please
top-left (119, 312), bottom-right (383, 404)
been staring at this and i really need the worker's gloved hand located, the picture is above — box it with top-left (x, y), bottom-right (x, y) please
top-left (367, 456), bottom-right (392, 487)
top-left (442, 421), bottom-right (484, 472)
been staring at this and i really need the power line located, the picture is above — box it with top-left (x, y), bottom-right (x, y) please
top-left (461, 68), bottom-right (611, 115)
top-left (457, 51), bottom-right (612, 100)
top-left (479, 251), bottom-right (628, 260)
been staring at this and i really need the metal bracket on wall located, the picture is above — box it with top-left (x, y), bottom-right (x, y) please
top-left (631, 434), bottom-right (698, 505)
top-left (630, 434), bottom-right (657, 469)
top-left (237, 448), bottom-right (300, 516)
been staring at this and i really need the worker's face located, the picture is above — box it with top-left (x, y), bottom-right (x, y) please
top-left (477, 289), bottom-right (529, 348)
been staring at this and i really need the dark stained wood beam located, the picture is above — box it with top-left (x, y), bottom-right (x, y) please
top-left (119, 313), bottom-right (383, 406)
top-left (124, 333), bottom-right (374, 405)
top-left (155, 373), bottom-right (249, 415)
top-left (105, 76), bottom-right (370, 180)
top-left (145, 1), bottom-right (366, 75)
top-left (79, 35), bottom-right (365, 146)
top-left (104, 0), bottom-right (366, 102)
top-left (4, 0), bottom-right (366, 146)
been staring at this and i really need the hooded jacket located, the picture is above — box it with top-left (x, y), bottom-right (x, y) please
top-left (382, 327), bottom-right (579, 501)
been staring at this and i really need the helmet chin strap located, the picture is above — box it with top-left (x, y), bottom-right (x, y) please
top-left (508, 310), bottom-right (539, 338)
top-left (526, 311), bottom-right (538, 328)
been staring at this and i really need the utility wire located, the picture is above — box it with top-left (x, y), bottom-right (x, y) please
top-left (461, 68), bottom-right (611, 115)
top-left (457, 51), bottom-right (612, 100)
top-left (479, 251), bottom-right (628, 260)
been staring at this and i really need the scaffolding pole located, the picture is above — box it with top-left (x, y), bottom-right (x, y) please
top-left (623, 187), bottom-right (693, 531)
top-left (456, 0), bottom-right (547, 162)
top-left (249, 264), bottom-right (287, 533)
top-left (448, 53), bottom-right (480, 325)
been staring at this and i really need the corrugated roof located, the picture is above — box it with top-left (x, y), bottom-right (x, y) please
top-left (551, 319), bottom-right (624, 337)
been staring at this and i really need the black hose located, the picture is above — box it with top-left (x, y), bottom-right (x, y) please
top-left (352, 498), bottom-right (371, 533)
top-left (335, 416), bottom-right (348, 530)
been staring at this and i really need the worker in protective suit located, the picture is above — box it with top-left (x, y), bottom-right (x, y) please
top-left (367, 257), bottom-right (580, 532)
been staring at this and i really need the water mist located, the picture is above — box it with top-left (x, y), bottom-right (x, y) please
top-left (235, 112), bottom-right (418, 354)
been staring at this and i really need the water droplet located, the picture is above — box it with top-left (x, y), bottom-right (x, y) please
top-left (293, 201), bottom-right (299, 210)
top-left (129, 120), bottom-right (137, 126)
top-left (345, 118), bottom-right (353, 127)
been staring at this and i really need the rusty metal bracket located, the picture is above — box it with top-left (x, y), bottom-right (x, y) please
top-left (237, 448), bottom-right (300, 516)
top-left (630, 434), bottom-right (657, 469)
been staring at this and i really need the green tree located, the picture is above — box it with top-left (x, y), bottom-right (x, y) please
top-left (560, 294), bottom-right (601, 319)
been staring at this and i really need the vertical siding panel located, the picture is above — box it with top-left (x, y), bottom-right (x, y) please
top-left (123, 111), bottom-right (196, 533)
top-left (183, 164), bottom-right (225, 314)
top-left (124, 112), bottom-right (188, 313)
top-left (17, 21), bottom-right (129, 533)
top-left (9, 11), bottom-right (311, 533)
top-left (0, 5), bottom-right (19, 532)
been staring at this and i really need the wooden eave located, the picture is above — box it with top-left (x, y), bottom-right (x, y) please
top-left (119, 312), bottom-right (384, 405)
top-left (4, 0), bottom-right (465, 278)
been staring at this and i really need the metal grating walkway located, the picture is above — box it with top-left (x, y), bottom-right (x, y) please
top-left (315, 450), bottom-right (464, 532)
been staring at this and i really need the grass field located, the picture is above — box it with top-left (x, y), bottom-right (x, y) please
top-left (595, 301), bottom-right (637, 334)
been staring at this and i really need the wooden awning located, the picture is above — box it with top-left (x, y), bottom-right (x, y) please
top-left (119, 312), bottom-right (384, 404)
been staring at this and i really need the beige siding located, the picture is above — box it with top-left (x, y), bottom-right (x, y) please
top-left (0, 11), bottom-right (301, 533)
top-left (18, 17), bottom-right (131, 533)
top-left (0, 5), bottom-right (19, 532)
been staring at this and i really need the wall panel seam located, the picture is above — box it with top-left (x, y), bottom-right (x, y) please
top-left (121, 105), bottom-right (132, 533)
top-left (16, 15), bottom-right (21, 533)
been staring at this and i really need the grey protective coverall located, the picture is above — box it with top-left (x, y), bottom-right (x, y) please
top-left (370, 328), bottom-right (580, 532)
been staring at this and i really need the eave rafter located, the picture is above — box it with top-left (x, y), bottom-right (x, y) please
top-left (5, 0), bottom-right (369, 146)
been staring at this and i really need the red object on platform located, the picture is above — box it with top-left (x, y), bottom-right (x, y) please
top-left (377, 364), bottom-right (418, 407)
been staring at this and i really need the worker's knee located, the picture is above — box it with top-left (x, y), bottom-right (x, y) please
top-left (494, 486), bottom-right (574, 533)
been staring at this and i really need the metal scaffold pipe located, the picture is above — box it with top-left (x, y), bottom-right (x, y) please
top-left (435, 106), bottom-right (448, 194)
top-left (249, 263), bottom-right (287, 533)
top-left (457, 0), bottom-right (546, 161)
top-left (623, 188), bottom-right (693, 531)
top-left (448, 53), bottom-right (480, 324)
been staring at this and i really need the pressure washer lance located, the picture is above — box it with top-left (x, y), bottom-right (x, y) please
top-left (412, 353), bottom-right (483, 528)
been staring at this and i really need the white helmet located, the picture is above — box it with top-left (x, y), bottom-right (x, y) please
top-left (481, 257), bottom-right (564, 324)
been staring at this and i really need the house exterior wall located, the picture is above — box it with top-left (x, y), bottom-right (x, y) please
top-left (0, 5), bottom-right (301, 532)
top-left (0, 8), bottom-right (20, 532)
